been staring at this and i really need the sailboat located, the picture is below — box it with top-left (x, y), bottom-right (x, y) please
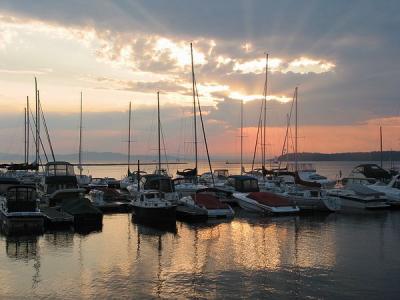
top-left (130, 92), bottom-right (178, 224)
top-left (175, 44), bottom-right (235, 220)
top-left (174, 43), bottom-right (209, 196)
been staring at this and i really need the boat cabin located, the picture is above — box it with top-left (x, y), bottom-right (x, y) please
top-left (226, 175), bottom-right (260, 193)
top-left (350, 164), bottom-right (391, 181)
top-left (43, 161), bottom-right (78, 194)
top-left (2, 186), bottom-right (38, 213)
top-left (0, 177), bottom-right (20, 195)
top-left (140, 175), bottom-right (175, 193)
top-left (214, 169), bottom-right (229, 179)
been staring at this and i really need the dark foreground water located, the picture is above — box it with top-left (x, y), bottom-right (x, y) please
top-left (1, 210), bottom-right (400, 299)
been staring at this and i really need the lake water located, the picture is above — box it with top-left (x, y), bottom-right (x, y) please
top-left (1, 161), bottom-right (400, 299)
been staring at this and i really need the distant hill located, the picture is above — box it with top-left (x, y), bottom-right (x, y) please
top-left (278, 151), bottom-right (400, 161)
top-left (0, 151), bottom-right (182, 164)
top-left (1, 150), bottom-right (399, 164)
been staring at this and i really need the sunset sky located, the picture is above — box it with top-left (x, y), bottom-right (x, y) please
top-left (0, 0), bottom-right (399, 160)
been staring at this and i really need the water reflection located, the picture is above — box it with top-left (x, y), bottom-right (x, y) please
top-left (0, 212), bottom-right (399, 298)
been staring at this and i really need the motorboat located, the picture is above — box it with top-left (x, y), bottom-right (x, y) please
top-left (349, 164), bottom-right (392, 182)
top-left (0, 186), bottom-right (44, 235)
top-left (343, 175), bottom-right (400, 207)
top-left (234, 191), bottom-right (300, 214)
top-left (88, 177), bottom-right (108, 189)
top-left (225, 175), bottom-right (299, 214)
top-left (327, 183), bottom-right (390, 211)
top-left (39, 161), bottom-right (102, 229)
top-left (76, 174), bottom-right (92, 188)
top-left (280, 186), bottom-right (341, 212)
top-left (199, 169), bottom-right (230, 187)
top-left (286, 163), bottom-right (336, 188)
top-left (88, 188), bottom-right (132, 212)
top-left (174, 177), bottom-right (208, 198)
top-left (177, 188), bottom-right (234, 220)
top-left (131, 174), bottom-right (178, 224)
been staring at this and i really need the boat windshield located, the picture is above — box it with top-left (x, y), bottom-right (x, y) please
top-left (241, 179), bottom-right (259, 192)
top-left (7, 187), bottom-right (36, 202)
top-left (46, 163), bottom-right (75, 176)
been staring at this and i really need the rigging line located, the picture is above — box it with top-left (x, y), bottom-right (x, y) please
top-left (251, 98), bottom-right (264, 170)
top-left (27, 111), bottom-right (43, 167)
top-left (160, 122), bottom-right (169, 174)
top-left (29, 109), bottom-right (48, 163)
top-left (194, 77), bottom-right (214, 186)
top-left (39, 95), bottom-right (56, 161)
top-left (279, 88), bottom-right (296, 167)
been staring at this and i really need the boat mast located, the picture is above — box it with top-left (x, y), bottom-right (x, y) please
top-left (262, 53), bottom-right (269, 174)
top-left (78, 92), bottom-right (83, 176)
top-left (24, 107), bottom-right (27, 164)
top-left (240, 99), bottom-right (243, 175)
top-left (35, 77), bottom-right (39, 168)
top-left (26, 96), bottom-right (29, 164)
top-left (190, 42), bottom-right (198, 174)
top-left (157, 91), bottom-right (161, 173)
top-left (128, 101), bottom-right (132, 174)
top-left (294, 86), bottom-right (298, 172)
top-left (380, 126), bottom-right (383, 168)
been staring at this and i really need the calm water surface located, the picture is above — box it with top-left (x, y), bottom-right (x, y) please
top-left (0, 161), bottom-right (399, 299)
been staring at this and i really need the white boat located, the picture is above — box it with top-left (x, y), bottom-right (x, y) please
top-left (0, 186), bottom-right (44, 235)
top-left (178, 189), bottom-right (234, 219)
top-left (368, 175), bottom-right (400, 205)
top-left (76, 174), bottom-right (92, 188)
top-left (281, 187), bottom-right (341, 212)
top-left (226, 175), bottom-right (299, 214)
top-left (88, 188), bottom-right (132, 212)
top-left (327, 184), bottom-right (390, 211)
top-left (88, 178), bottom-right (108, 189)
top-left (174, 177), bottom-right (208, 198)
top-left (234, 191), bottom-right (299, 214)
top-left (131, 174), bottom-right (178, 224)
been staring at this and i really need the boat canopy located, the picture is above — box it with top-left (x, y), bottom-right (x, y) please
top-left (5, 185), bottom-right (37, 212)
top-left (351, 164), bottom-right (391, 181)
top-left (227, 175), bottom-right (259, 193)
top-left (45, 161), bottom-right (75, 177)
top-left (141, 175), bottom-right (175, 193)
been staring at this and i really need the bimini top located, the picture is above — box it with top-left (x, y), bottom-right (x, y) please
top-left (45, 161), bottom-right (75, 177)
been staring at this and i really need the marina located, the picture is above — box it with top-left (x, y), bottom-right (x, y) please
top-left (1, 0), bottom-right (400, 298)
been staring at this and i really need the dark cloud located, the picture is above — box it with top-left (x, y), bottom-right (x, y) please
top-left (0, 0), bottom-right (399, 129)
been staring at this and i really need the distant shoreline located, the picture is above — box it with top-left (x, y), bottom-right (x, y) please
top-left (0, 150), bottom-right (399, 163)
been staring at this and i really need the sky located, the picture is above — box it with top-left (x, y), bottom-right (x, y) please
top-left (0, 0), bottom-right (399, 160)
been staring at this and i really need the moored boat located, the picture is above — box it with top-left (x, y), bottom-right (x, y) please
top-left (0, 186), bottom-right (44, 235)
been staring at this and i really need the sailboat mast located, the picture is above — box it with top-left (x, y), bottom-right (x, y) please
top-left (26, 96), bottom-right (29, 164)
top-left (78, 92), bottom-right (83, 176)
top-left (262, 53), bottom-right (269, 171)
top-left (35, 78), bottom-right (38, 167)
top-left (380, 126), bottom-right (383, 168)
top-left (24, 107), bottom-right (27, 164)
top-left (294, 86), bottom-right (298, 172)
top-left (190, 43), bottom-right (198, 172)
top-left (157, 92), bottom-right (161, 172)
top-left (240, 99), bottom-right (243, 175)
top-left (128, 101), bottom-right (132, 174)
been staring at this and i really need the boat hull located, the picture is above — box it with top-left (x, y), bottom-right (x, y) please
top-left (132, 205), bottom-right (176, 224)
top-left (0, 211), bottom-right (44, 235)
top-left (234, 193), bottom-right (299, 214)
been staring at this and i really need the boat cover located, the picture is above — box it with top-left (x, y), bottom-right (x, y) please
top-left (248, 192), bottom-right (293, 207)
top-left (192, 194), bottom-right (230, 209)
